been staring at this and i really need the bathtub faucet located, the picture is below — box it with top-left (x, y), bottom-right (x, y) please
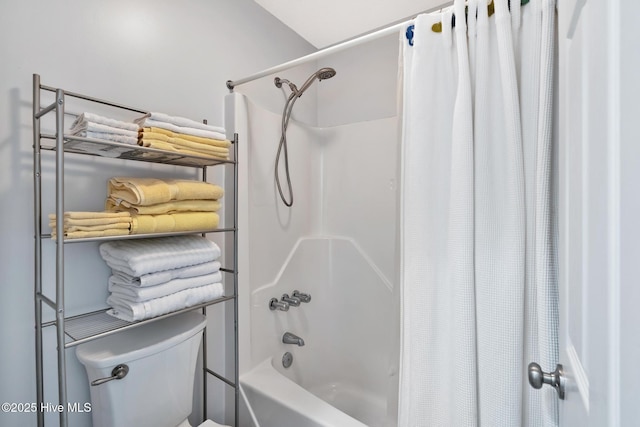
top-left (292, 290), bottom-right (311, 303)
top-left (282, 332), bottom-right (305, 346)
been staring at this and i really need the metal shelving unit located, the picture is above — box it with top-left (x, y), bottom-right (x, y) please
top-left (32, 74), bottom-right (239, 427)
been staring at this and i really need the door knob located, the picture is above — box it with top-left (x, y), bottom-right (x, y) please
top-left (528, 362), bottom-right (565, 400)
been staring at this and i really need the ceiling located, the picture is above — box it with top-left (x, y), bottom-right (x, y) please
top-left (253, 0), bottom-right (447, 48)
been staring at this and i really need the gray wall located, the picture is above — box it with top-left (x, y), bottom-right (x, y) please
top-left (0, 1), bottom-right (314, 426)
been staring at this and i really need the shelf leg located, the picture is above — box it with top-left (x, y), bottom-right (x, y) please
top-left (33, 73), bottom-right (45, 427)
top-left (55, 89), bottom-right (69, 427)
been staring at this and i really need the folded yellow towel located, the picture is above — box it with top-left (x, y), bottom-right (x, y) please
top-left (140, 136), bottom-right (229, 157)
top-left (49, 214), bottom-right (132, 227)
top-left (143, 127), bottom-right (231, 148)
top-left (108, 177), bottom-right (224, 206)
top-left (140, 134), bottom-right (229, 154)
top-left (49, 222), bottom-right (132, 232)
top-left (139, 137), bottom-right (229, 160)
top-left (131, 212), bottom-right (220, 234)
top-left (50, 211), bottom-right (131, 220)
top-left (49, 211), bottom-right (133, 238)
top-left (105, 197), bottom-right (221, 214)
top-left (52, 228), bottom-right (130, 240)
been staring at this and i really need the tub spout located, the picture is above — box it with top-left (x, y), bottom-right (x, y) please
top-left (282, 332), bottom-right (305, 346)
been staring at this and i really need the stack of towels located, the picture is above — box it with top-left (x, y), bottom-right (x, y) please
top-left (99, 235), bottom-right (224, 322)
top-left (105, 177), bottom-right (223, 234)
top-left (134, 112), bottom-right (231, 160)
top-left (49, 211), bottom-right (132, 239)
top-left (69, 112), bottom-right (140, 157)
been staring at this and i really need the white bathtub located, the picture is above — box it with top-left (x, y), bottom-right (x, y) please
top-left (241, 357), bottom-right (388, 427)
top-left (240, 238), bottom-right (398, 427)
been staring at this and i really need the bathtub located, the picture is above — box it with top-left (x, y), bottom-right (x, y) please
top-left (241, 357), bottom-right (386, 427)
top-left (240, 237), bottom-right (398, 427)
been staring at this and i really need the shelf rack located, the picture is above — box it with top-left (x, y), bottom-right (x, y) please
top-left (32, 74), bottom-right (239, 427)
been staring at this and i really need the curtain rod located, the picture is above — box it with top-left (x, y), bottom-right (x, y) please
top-left (226, 2), bottom-right (450, 91)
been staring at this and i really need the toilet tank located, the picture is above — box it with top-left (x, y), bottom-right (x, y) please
top-left (76, 311), bottom-right (207, 427)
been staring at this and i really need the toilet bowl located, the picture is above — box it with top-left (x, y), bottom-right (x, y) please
top-left (76, 311), bottom-right (227, 427)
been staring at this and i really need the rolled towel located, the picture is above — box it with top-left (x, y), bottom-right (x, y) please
top-left (99, 235), bottom-right (220, 277)
top-left (130, 212), bottom-right (219, 234)
top-left (108, 271), bottom-right (223, 302)
top-left (106, 197), bottom-right (221, 215)
top-left (111, 260), bottom-right (221, 287)
top-left (71, 112), bottom-right (140, 132)
top-left (108, 177), bottom-right (224, 206)
top-left (106, 282), bottom-right (224, 322)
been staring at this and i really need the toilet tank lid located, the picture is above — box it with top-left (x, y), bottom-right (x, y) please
top-left (76, 311), bottom-right (207, 369)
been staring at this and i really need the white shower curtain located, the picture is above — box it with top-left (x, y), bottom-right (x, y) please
top-left (398, 0), bottom-right (558, 426)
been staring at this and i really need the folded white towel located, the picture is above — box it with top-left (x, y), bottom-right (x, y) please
top-left (99, 235), bottom-right (221, 277)
top-left (70, 121), bottom-right (139, 138)
top-left (71, 130), bottom-right (138, 145)
top-left (109, 271), bottom-right (223, 302)
top-left (142, 112), bottom-right (225, 134)
top-left (135, 117), bottom-right (226, 141)
top-left (111, 260), bottom-right (221, 287)
top-left (71, 112), bottom-right (140, 132)
top-left (106, 282), bottom-right (224, 322)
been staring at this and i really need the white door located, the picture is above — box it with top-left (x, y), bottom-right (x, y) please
top-left (556, 0), bottom-right (630, 425)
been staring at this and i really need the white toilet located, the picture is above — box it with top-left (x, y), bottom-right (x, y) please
top-left (76, 311), bottom-right (227, 427)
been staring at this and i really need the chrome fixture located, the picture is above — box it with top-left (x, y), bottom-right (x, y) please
top-left (274, 67), bottom-right (336, 207)
top-left (91, 364), bottom-right (129, 386)
top-left (282, 332), bottom-right (305, 346)
top-left (292, 290), bottom-right (311, 303)
top-left (282, 352), bottom-right (293, 369)
top-left (269, 298), bottom-right (290, 311)
top-left (528, 362), bottom-right (566, 400)
top-left (281, 293), bottom-right (301, 307)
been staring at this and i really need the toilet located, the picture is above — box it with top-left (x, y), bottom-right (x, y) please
top-left (76, 311), bottom-right (227, 427)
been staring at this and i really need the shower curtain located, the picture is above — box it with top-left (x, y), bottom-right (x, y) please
top-left (398, 0), bottom-right (557, 426)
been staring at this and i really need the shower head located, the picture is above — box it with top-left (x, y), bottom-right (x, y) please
top-left (274, 68), bottom-right (336, 98)
top-left (296, 67), bottom-right (337, 97)
top-left (317, 67), bottom-right (337, 80)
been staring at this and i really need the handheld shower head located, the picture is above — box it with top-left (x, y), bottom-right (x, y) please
top-left (297, 67), bottom-right (337, 96)
top-left (317, 67), bottom-right (337, 80)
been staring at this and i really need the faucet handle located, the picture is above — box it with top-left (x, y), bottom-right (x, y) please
top-left (281, 293), bottom-right (301, 307)
top-left (269, 298), bottom-right (290, 311)
top-left (292, 290), bottom-right (311, 303)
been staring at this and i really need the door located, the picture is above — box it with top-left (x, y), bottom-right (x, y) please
top-left (557, 0), bottom-right (624, 425)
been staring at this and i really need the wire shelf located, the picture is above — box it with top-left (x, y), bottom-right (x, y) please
top-left (60, 295), bottom-right (235, 348)
top-left (40, 134), bottom-right (234, 168)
